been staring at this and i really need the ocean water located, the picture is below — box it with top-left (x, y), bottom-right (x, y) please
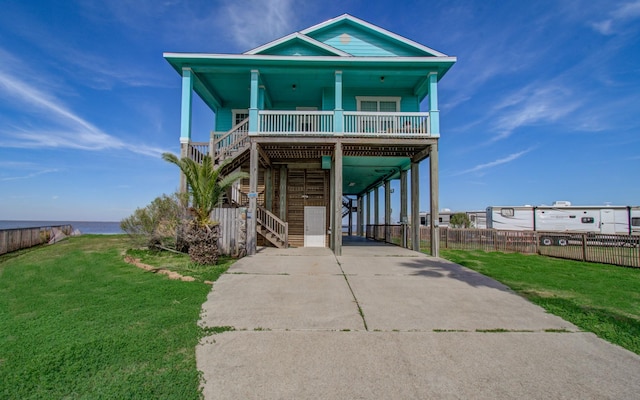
top-left (0, 221), bottom-right (123, 235)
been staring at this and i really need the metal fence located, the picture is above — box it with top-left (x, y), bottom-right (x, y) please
top-left (366, 225), bottom-right (640, 268)
top-left (0, 225), bottom-right (73, 256)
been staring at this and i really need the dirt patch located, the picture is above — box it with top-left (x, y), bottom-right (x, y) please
top-left (124, 255), bottom-right (196, 282)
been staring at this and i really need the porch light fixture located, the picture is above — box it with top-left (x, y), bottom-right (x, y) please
top-left (292, 84), bottom-right (297, 91)
top-left (348, 182), bottom-right (356, 187)
top-left (380, 76), bottom-right (385, 82)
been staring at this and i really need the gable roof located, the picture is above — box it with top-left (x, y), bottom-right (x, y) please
top-left (244, 13), bottom-right (448, 58)
top-left (245, 32), bottom-right (351, 56)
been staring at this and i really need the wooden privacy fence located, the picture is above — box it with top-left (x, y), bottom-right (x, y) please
top-left (366, 225), bottom-right (640, 268)
top-left (211, 208), bottom-right (246, 257)
top-left (0, 225), bottom-right (73, 256)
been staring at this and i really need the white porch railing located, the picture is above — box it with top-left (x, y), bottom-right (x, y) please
top-left (344, 112), bottom-right (429, 135)
top-left (190, 111), bottom-right (432, 164)
top-left (259, 110), bottom-right (334, 134)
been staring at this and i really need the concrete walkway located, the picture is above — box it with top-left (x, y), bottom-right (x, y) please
top-left (197, 238), bottom-right (640, 399)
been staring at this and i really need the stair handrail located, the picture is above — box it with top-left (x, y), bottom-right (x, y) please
top-left (256, 206), bottom-right (288, 248)
top-left (212, 118), bottom-right (250, 165)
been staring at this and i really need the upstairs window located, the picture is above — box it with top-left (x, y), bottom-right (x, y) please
top-left (356, 97), bottom-right (400, 133)
top-left (357, 97), bottom-right (400, 112)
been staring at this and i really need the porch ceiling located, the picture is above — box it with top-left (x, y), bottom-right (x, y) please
top-left (257, 142), bottom-right (417, 195)
top-left (166, 54), bottom-right (455, 110)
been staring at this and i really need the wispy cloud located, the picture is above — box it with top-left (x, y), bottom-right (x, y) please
top-left (453, 148), bottom-right (534, 176)
top-left (591, 0), bottom-right (640, 35)
top-left (489, 84), bottom-right (582, 141)
top-left (0, 68), bottom-right (166, 157)
top-left (218, 0), bottom-right (297, 50)
top-left (0, 168), bottom-right (59, 182)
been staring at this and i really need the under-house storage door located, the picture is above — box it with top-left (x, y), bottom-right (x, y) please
top-left (304, 206), bottom-right (326, 247)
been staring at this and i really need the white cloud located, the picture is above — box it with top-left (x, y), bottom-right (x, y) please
top-left (219, 0), bottom-right (297, 50)
top-left (592, 0), bottom-right (640, 35)
top-left (490, 84), bottom-right (582, 141)
top-left (0, 168), bottom-right (59, 182)
top-left (0, 69), bottom-right (167, 157)
top-left (453, 148), bottom-right (534, 177)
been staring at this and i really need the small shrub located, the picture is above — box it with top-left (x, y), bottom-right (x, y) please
top-left (120, 193), bottom-right (188, 250)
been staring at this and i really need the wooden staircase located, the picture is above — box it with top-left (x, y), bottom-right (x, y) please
top-left (256, 206), bottom-right (288, 248)
top-left (195, 119), bottom-right (288, 249)
top-left (212, 118), bottom-right (250, 168)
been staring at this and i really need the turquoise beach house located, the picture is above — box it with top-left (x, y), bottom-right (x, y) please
top-left (164, 14), bottom-right (456, 256)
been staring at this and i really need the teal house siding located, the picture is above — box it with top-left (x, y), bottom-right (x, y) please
top-left (310, 25), bottom-right (425, 57)
top-left (164, 14), bottom-right (455, 256)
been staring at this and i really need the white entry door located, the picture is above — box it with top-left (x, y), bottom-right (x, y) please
top-left (304, 206), bottom-right (326, 247)
top-left (600, 209), bottom-right (616, 234)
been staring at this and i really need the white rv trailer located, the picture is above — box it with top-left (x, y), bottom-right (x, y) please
top-left (420, 210), bottom-right (487, 229)
top-left (486, 201), bottom-right (640, 245)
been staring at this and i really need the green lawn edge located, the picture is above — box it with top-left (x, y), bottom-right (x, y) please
top-left (439, 249), bottom-right (640, 355)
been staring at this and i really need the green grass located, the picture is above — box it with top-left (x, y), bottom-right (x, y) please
top-left (0, 235), bottom-right (232, 399)
top-left (440, 249), bottom-right (640, 355)
top-left (125, 248), bottom-right (234, 282)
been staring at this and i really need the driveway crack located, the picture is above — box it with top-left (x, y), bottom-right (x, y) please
top-left (335, 256), bottom-right (368, 331)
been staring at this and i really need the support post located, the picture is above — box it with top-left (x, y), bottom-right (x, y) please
top-left (411, 162), bottom-right (420, 252)
top-left (333, 142), bottom-right (343, 255)
top-left (430, 142), bottom-right (440, 257)
top-left (265, 168), bottom-right (273, 211)
top-left (247, 141), bottom-right (258, 255)
top-left (357, 195), bottom-right (364, 237)
top-left (400, 170), bottom-right (408, 248)
top-left (348, 198), bottom-right (353, 236)
top-left (365, 191), bottom-right (371, 237)
top-left (279, 167), bottom-right (287, 221)
top-left (384, 180), bottom-right (391, 243)
top-left (374, 186), bottom-right (380, 227)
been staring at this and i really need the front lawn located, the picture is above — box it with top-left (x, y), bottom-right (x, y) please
top-left (0, 235), bottom-right (230, 399)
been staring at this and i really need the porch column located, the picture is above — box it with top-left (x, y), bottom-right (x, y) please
top-left (249, 70), bottom-right (259, 135)
top-left (411, 161), bottom-right (420, 252)
top-left (385, 180), bottom-right (391, 243)
top-left (333, 142), bottom-right (343, 255)
top-left (428, 72), bottom-right (440, 137)
top-left (247, 141), bottom-right (259, 255)
top-left (334, 71), bottom-right (343, 134)
top-left (357, 195), bottom-right (364, 237)
top-left (279, 167), bottom-right (287, 220)
top-left (179, 68), bottom-right (193, 193)
top-left (400, 170), bottom-right (408, 248)
top-left (430, 142), bottom-right (440, 257)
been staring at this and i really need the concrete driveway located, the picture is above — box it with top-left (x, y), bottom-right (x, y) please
top-left (197, 238), bottom-right (640, 399)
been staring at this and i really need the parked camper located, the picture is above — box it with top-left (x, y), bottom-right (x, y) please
top-left (486, 201), bottom-right (640, 245)
top-left (420, 210), bottom-right (487, 229)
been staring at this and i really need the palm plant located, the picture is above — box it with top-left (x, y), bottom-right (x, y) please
top-left (162, 153), bottom-right (248, 226)
top-left (162, 153), bottom-right (248, 263)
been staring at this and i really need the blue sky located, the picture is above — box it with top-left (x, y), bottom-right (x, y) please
top-left (1, 0), bottom-right (639, 222)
